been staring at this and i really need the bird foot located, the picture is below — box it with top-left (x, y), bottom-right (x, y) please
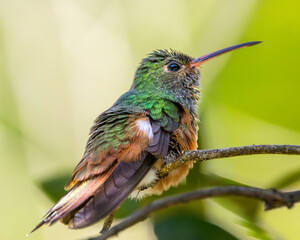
top-left (158, 158), bottom-right (186, 178)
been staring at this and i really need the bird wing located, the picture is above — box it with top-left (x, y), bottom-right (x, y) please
top-left (31, 105), bottom-right (179, 232)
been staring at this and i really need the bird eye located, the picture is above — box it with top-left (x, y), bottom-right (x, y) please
top-left (167, 62), bottom-right (181, 72)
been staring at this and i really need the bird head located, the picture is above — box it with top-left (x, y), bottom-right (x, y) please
top-left (131, 41), bottom-right (261, 106)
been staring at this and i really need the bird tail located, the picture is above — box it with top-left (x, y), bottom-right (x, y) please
top-left (28, 166), bottom-right (116, 235)
top-left (28, 152), bottom-right (157, 234)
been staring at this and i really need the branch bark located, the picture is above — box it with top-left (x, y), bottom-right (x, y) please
top-left (86, 144), bottom-right (300, 240)
top-left (159, 144), bottom-right (300, 177)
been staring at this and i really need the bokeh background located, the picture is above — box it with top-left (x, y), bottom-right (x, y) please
top-left (1, 0), bottom-right (300, 239)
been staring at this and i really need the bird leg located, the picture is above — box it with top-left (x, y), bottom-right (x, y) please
top-left (100, 209), bottom-right (118, 233)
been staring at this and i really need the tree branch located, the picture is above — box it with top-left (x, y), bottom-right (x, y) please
top-left (86, 144), bottom-right (300, 240)
top-left (159, 144), bottom-right (300, 177)
top-left (88, 186), bottom-right (300, 240)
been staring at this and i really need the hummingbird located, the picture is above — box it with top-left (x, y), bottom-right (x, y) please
top-left (30, 41), bottom-right (260, 234)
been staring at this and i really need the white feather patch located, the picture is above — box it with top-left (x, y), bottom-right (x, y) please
top-left (136, 119), bottom-right (153, 140)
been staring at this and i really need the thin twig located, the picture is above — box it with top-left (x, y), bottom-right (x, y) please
top-left (159, 144), bottom-right (300, 177)
top-left (85, 144), bottom-right (300, 240)
top-left (87, 186), bottom-right (300, 240)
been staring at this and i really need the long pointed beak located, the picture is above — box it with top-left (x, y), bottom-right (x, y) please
top-left (190, 41), bottom-right (261, 67)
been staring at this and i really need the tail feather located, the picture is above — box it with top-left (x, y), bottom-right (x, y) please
top-left (51, 166), bottom-right (115, 225)
top-left (29, 153), bottom-right (156, 233)
top-left (27, 220), bottom-right (45, 237)
top-left (68, 153), bottom-right (157, 229)
top-left (29, 166), bottom-right (116, 234)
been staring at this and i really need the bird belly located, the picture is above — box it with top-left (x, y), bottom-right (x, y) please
top-left (130, 160), bottom-right (194, 199)
top-left (149, 161), bottom-right (194, 195)
top-left (130, 168), bottom-right (157, 199)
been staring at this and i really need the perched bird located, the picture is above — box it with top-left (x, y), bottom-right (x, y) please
top-left (30, 41), bottom-right (260, 234)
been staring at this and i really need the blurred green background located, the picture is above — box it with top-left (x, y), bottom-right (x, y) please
top-left (1, 0), bottom-right (300, 239)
